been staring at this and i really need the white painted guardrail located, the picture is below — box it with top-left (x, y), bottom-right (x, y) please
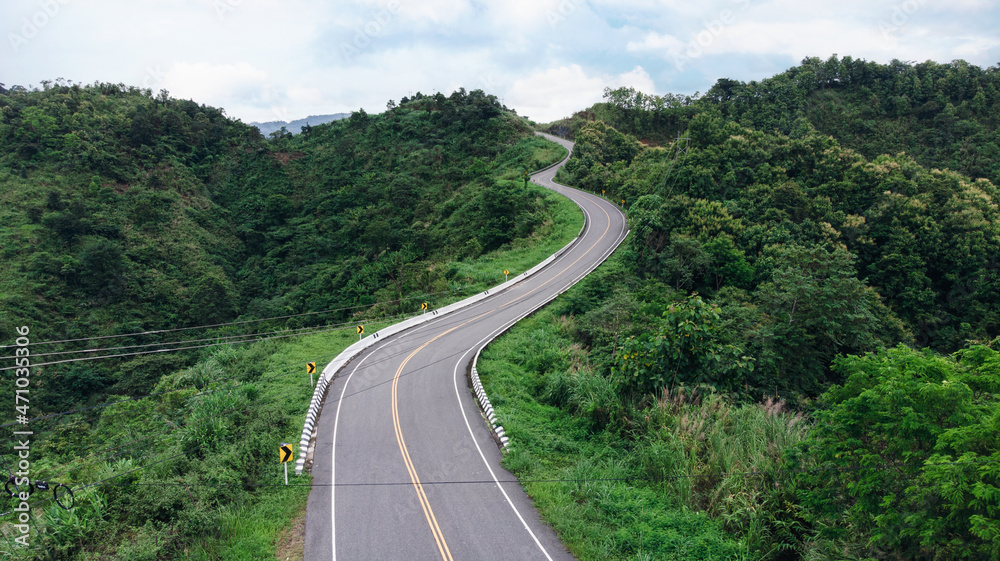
top-left (295, 226), bottom-right (584, 475)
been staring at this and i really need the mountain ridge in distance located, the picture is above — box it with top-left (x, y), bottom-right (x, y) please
top-left (250, 112), bottom-right (349, 135)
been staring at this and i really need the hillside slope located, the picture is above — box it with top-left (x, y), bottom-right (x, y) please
top-left (0, 83), bottom-right (566, 409)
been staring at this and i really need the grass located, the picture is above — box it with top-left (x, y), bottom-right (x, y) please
top-left (479, 310), bottom-right (748, 560)
top-left (0, 134), bottom-right (584, 560)
top-left (175, 321), bottom-right (399, 561)
top-left (477, 288), bottom-right (809, 560)
top-left (448, 182), bottom-right (582, 287)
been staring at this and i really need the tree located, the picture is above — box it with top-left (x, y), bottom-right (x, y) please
top-left (614, 294), bottom-right (754, 396)
top-left (14, 105), bottom-right (59, 157)
top-left (703, 236), bottom-right (753, 290)
top-left (790, 344), bottom-right (1000, 560)
top-left (755, 244), bottom-right (905, 394)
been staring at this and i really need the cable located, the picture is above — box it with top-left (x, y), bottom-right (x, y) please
top-left (1, 373), bottom-right (246, 428)
top-left (64, 456), bottom-right (1000, 491)
top-left (0, 348), bottom-right (325, 429)
top-left (0, 310), bottom-right (416, 362)
top-left (1, 288), bottom-right (466, 351)
top-left (0, 321), bottom-right (382, 372)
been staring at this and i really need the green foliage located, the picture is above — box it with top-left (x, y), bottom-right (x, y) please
top-left (529, 58), bottom-right (1000, 559)
top-left (0, 83), bottom-right (568, 418)
top-left (557, 80), bottom-right (1000, 398)
top-left (790, 344), bottom-right (1000, 560)
top-left (614, 294), bottom-right (754, 396)
top-left (0, 83), bottom-right (582, 559)
top-left (753, 244), bottom-right (905, 394)
top-left (479, 303), bottom-right (807, 560)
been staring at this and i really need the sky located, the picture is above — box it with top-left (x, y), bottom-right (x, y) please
top-left (2, 0), bottom-right (999, 124)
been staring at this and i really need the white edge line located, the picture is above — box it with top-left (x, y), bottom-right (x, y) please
top-left (329, 350), bottom-right (378, 561)
top-left (448, 194), bottom-right (628, 560)
top-left (453, 337), bottom-right (555, 561)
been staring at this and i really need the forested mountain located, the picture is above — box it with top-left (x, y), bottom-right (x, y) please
top-left (0, 82), bottom-right (560, 411)
top-left (488, 57), bottom-right (1000, 560)
top-left (550, 57), bottom-right (1000, 187)
top-left (0, 82), bottom-right (577, 559)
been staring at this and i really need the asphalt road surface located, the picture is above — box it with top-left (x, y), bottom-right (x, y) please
top-left (303, 133), bottom-right (628, 560)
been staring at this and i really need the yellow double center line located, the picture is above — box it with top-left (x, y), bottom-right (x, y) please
top-left (392, 333), bottom-right (457, 561)
top-left (389, 193), bottom-right (617, 560)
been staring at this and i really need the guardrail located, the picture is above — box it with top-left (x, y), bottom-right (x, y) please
top-left (295, 230), bottom-right (584, 475)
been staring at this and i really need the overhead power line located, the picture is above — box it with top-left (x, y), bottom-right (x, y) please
top-left (0, 342), bottom-right (341, 429)
top-left (0, 311), bottom-right (414, 362)
top-left (0, 320), bottom-right (394, 373)
top-left (1, 288), bottom-right (461, 350)
top-left (61, 456), bottom-right (1000, 492)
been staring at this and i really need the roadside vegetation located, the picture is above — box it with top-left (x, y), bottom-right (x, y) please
top-left (479, 56), bottom-right (1000, 560)
top-left (0, 83), bottom-right (579, 558)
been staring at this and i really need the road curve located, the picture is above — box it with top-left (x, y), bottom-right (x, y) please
top-left (303, 133), bottom-right (628, 560)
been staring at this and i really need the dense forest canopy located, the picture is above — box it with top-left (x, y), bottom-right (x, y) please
top-left (0, 82), bottom-right (560, 410)
top-left (1, 55), bottom-right (998, 560)
top-left (505, 56), bottom-right (1000, 560)
top-left (551, 56), bottom-right (1000, 186)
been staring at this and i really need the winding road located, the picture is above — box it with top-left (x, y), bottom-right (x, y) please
top-left (303, 133), bottom-right (628, 560)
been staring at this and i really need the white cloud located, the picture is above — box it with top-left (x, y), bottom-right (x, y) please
top-left (375, 0), bottom-right (472, 25)
top-left (508, 64), bottom-right (656, 122)
top-left (1, 0), bottom-right (997, 123)
top-left (953, 36), bottom-right (1000, 58)
top-left (627, 30), bottom-right (685, 55)
top-left (487, 0), bottom-right (587, 29)
top-left (163, 62), bottom-right (270, 104)
top-left (617, 66), bottom-right (657, 92)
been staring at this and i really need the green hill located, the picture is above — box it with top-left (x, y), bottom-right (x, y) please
top-left (484, 57), bottom-right (1000, 560)
top-left (0, 83), bottom-right (578, 559)
top-left (549, 57), bottom-right (1000, 186)
top-left (0, 82), bottom-right (569, 413)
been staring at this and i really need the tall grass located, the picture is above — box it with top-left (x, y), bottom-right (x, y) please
top-left (479, 303), bottom-right (809, 560)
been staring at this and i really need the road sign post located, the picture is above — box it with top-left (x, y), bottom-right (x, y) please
top-left (306, 362), bottom-right (316, 386)
top-left (503, 269), bottom-right (509, 282)
top-left (421, 302), bottom-right (428, 315)
top-left (357, 325), bottom-right (364, 340)
top-left (279, 443), bottom-right (293, 485)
